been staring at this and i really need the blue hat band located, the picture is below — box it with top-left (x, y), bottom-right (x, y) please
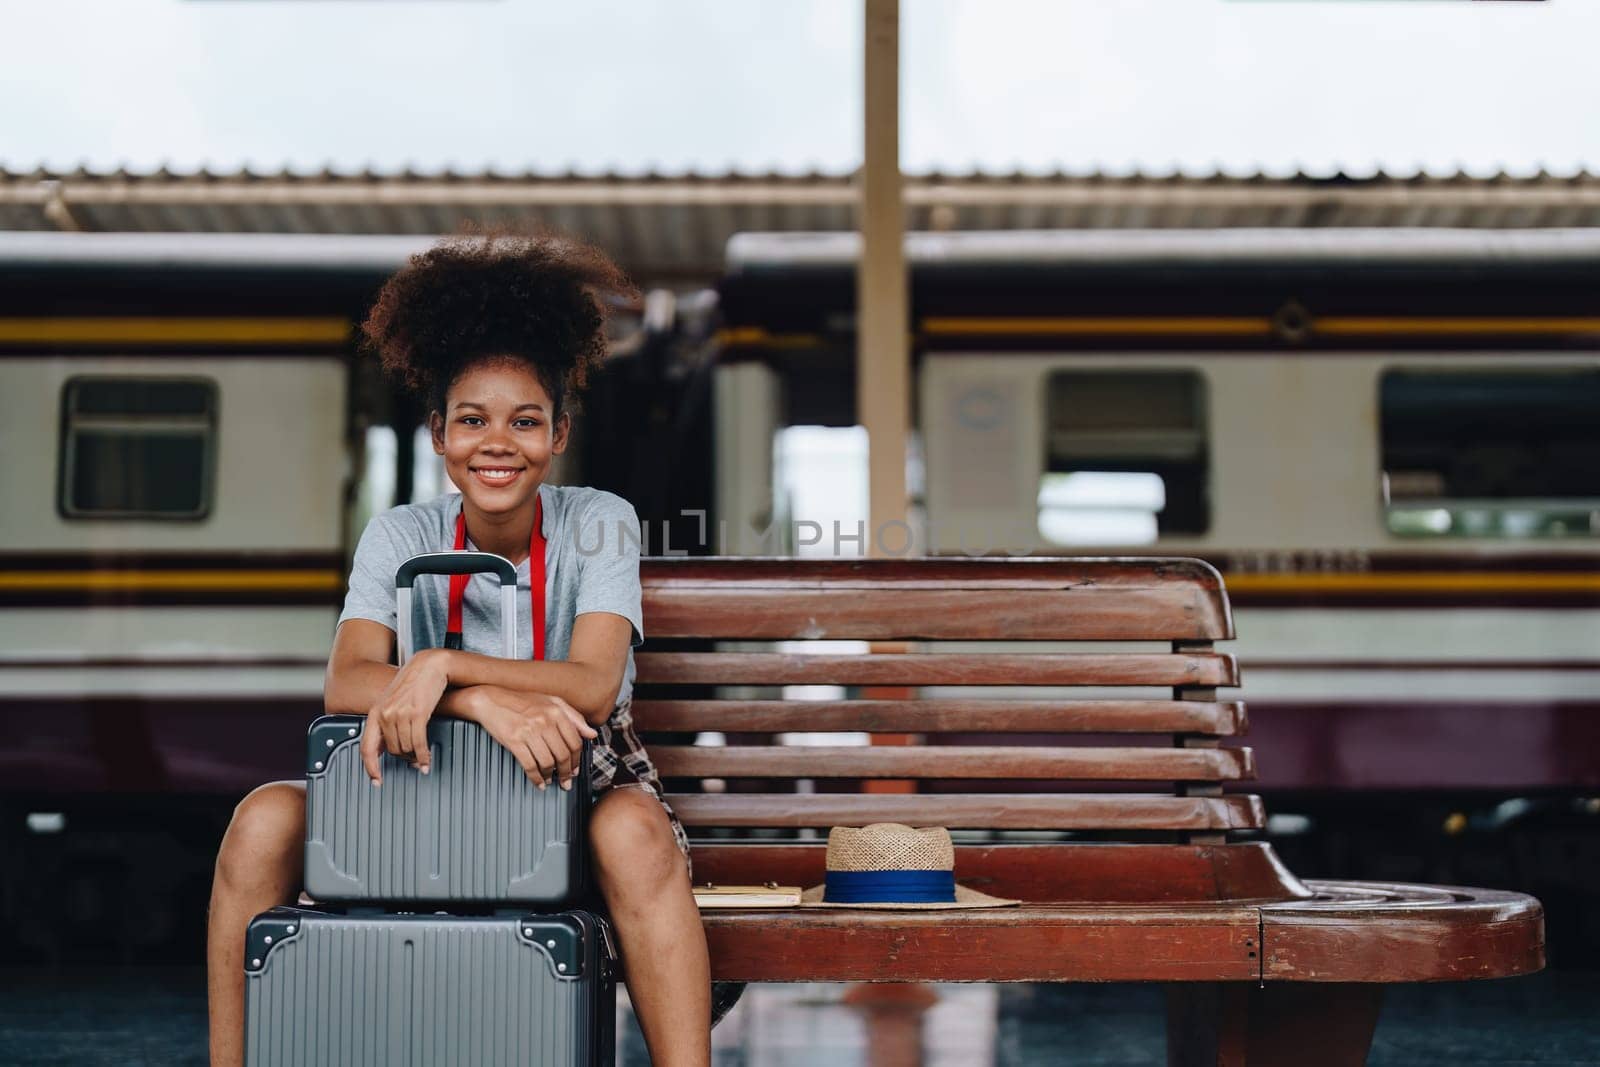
top-left (823, 869), bottom-right (957, 904)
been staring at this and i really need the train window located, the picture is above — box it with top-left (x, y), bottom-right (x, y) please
top-left (774, 425), bottom-right (869, 557)
top-left (1381, 368), bottom-right (1600, 539)
top-left (58, 376), bottom-right (218, 520)
top-left (1038, 370), bottom-right (1209, 544)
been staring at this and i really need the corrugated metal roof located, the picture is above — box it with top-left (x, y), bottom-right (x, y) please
top-left (4, 167), bottom-right (1600, 283)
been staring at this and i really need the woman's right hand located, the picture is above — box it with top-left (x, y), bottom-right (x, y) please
top-left (468, 685), bottom-right (598, 790)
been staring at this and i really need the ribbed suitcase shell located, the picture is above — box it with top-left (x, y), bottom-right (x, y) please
top-left (244, 907), bottom-right (615, 1067)
top-left (304, 715), bottom-right (590, 904)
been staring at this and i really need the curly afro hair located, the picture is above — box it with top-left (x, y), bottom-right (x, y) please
top-left (361, 230), bottom-right (638, 418)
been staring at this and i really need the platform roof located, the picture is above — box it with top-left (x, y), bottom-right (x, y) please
top-left (4, 167), bottom-right (1599, 284)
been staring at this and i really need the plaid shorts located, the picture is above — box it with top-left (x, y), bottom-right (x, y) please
top-left (587, 695), bottom-right (692, 873)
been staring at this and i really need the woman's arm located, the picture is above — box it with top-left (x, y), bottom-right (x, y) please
top-left (324, 619), bottom-right (488, 719)
top-left (324, 619), bottom-right (499, 765)
top-left (417, 611), bottom-right (634, 725)
top-left (323, 618), bottom-right (400, 715)
top-left (330, 614), bottom-right (631, 727)
top-left (326, 617), bottom-right (606, 784)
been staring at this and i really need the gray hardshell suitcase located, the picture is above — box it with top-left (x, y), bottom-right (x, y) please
top-left (304, 551), bottom-right (591, 904)
top-left (244, 906), bottom-right (616, 1067)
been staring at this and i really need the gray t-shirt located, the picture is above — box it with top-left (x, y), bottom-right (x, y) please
top-left (338, 485), bottom-right (644, 706)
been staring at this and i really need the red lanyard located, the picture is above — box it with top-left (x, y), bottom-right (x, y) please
top-left (446, 494), bottom-right (545, 660)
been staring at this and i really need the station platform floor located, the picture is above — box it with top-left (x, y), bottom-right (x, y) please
top-left (1, 966), bottom-right (1596, 1065)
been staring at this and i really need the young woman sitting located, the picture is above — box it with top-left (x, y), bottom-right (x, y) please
top-left (205, 233), bottom-right (712, 1067)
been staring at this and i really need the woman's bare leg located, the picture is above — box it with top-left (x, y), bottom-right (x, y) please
top-left (206, 780), bottom-right (306, 1067)
top-left (590, 788), bottom-right (711, 1067)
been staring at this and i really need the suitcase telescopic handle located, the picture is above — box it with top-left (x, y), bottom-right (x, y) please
top-left (396, 551), bottom-right (518, 588)
top-left (395, 551), bottom-right (519, 665)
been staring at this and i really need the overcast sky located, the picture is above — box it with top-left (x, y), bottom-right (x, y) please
top-left (1, 0), bottom-right (1595, 177)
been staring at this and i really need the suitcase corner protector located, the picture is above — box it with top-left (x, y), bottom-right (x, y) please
top-left (306, 716), bottom-right (363, 775)
top-left (517, 915), bottom-right (589, 980)
top-left (244, 909), bottom-right (305, 974)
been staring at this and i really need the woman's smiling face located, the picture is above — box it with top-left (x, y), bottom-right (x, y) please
top-left (430, 359), bottom-right (568, 516)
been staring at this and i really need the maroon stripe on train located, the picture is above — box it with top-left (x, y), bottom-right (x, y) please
top-left (938, 551), bottom-right (1600, 606)
top-left (1236, 700), bottom-right (1600, 792)
top-left (1225, 591), bottom-right (1600, 609)
top-left (4, 696), bottom-right (1599, 796)
top-left (1352, 553), bottom-right (1600, 574)
top-left (6, 590), bottom-right (1588, 609)
top-left (1, 656), bottom-right (1591, 672)
top-left (896, 335), bottom-right (1600, 354)
top-left (8, 549), bottom-right (1594, 573)
top-left (0, 695), bottom-right (324, 795)
top-left (1242, 660), bottom-right (1600, 672)
top-left (6, 659), bottom-right (1593, 675)
top-left (0, 656), bottom-right (330, 669)
top-left (916, 700), bottom-right (1600, 793)
top-left (983, 550), bottom-right (1600, 573)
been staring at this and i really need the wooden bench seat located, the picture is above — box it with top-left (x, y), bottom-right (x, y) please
top-left (634, 557), bottom-right (1544, 1065)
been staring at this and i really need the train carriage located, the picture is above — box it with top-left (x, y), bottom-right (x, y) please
top-left (0, 236), bottom-right (421, 955)
top-left (0, 235), bottom-right (426, 800)
top-left (3, 227), bottom-right (1597, 959)
top-left (714, 229), bottom-right (1600, 797)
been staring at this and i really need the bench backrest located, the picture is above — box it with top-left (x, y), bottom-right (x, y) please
top-left (633, 557), bottom-right (1286, 902)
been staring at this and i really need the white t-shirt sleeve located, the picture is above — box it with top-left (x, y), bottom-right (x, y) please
top-left (572, 491), bottom-right (645, 648)
top-left (337, 512), bottom-right (405, 633)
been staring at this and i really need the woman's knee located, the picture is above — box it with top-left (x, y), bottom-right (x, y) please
top-left (589, 789), bottom-right (683, 885)
top-left (216, 780), bottom-right (305, 889)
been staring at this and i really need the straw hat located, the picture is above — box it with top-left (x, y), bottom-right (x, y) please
top-left (800, 824), bottom-right (1019, 910)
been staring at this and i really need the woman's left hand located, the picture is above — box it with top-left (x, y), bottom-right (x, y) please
top-left (361, 648), bottom-right (451, 779)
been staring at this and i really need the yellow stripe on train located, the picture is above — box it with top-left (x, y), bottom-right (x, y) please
top-left (716, 317), bottom-right (1600, 348)
top-left (921, 317), bottom-right (1274, 336)
top-left (915, 316), bottom-right (1600, 338)
top-left (0, 317), bottom-right (352, 344)
top-left (1223, 572), bottom-right (1600, 593)
top-left (0, 570), bottom-right (344, 592)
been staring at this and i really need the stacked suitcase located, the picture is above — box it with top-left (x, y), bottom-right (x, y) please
top-left (244, 552), bottom-right (616, 1067)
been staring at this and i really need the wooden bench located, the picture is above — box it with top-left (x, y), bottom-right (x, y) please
top-left (631, 557), bottom-right (1544, 1066)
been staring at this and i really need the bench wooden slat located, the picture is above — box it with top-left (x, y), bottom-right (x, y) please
top-left (667, 792), bottom-right (1265, 830)
top-left (632, 698), bottom-right (1247, 734)
top-left (644, 588), bottom-right (1227, 642)
top-left (635, 651), bottom-right (1238, 687)
top-left (641, 557), bottom-right (1234, 642)
top-left (642, 557), bottom-right (1228, 591)
top-left (689, 842), bottom-right (1309, 903)
top-left (702, 906), bottom-right (1262, 983)
top-left (653, 745), bottom-right (1255, 781)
